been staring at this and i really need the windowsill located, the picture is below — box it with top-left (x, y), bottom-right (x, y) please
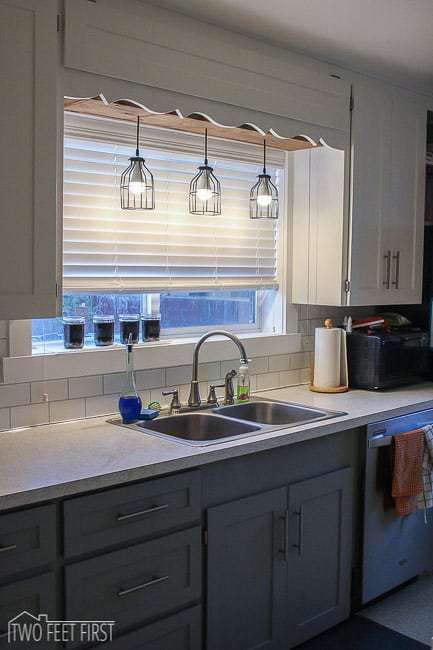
top-left (2, 332), bottom-right (302, 384)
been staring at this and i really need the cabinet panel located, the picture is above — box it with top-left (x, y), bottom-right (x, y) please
top-left (0, 0), bottom-right (59, 319)
top-left (387, 94), bottom-right (426, 303)
top-left (63, 471), bottom-right (201, 557)
top-left (207, 488), bottom-right (287, 650)
top-left (287, 468), bottom-right (353, 646)
top-left (108, 606), bottom-right (202, 650)
top-left (0, 573), bottom-right (56, 649)
top-left (0, 505), bottom-right (57, 579)
top-left (65, 528), bottom-right (201, 635)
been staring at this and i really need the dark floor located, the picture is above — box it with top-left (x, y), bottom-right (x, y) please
top-left (297, 616), bottom-right (429, 649)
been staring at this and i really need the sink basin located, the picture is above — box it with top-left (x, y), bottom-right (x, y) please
top-left (213, 400), bottom-right (334, 426)
top-left (137, 412), bottom-right (261, 443)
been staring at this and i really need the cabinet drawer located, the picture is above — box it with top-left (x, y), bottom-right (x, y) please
top-left (0, 572), bottom-right (56, 649)
top-left (108, 606), bottom-right (202, 650)
top-left (0, 505), bottom-right (57, 579)
top-left (65, 528), bottom-right (201, 634)
top-left (63, 472), bottom-right (201, 557)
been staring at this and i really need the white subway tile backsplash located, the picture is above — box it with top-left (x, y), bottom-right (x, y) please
top-left (300, 368), bottom-right (311, 384)
top-left (198, 362), bottom-right (220, 382)
top-left (136, 368), bottom-right (165, 390)
top-left (290, 352), bottom-right (310, 370)
top-left (0, 339), bottom-right (8, 358)
top-left (31, 379), bottom-right (68, 404)
top-left (50, 399), bottom-right (85, 423)
top-left (248, 357), bottom-right (269, 375)
top-left (220, 358), bottom-right (239, 377)
top-left (11, 403), bottom-right (49, 428)
top-left (0, 383), bottom-right (30, 408)
top-left (279, 369), bottom-right (301, 387)
top-left (69, 375), bottom-right (103, 399)
top-left (0, 408), bottom-right (10, 431)
top-left (257, 372), bottom-right (280, 391)
top-left (0, 321), bottom-right (8, 339)
top-left (268, 354), bottom-right (290, 372)
top-left (85, 394), bottom-right (119, 418)
top-left (166, 365), bottom-right (191, 387)
top-left (103, 373), bottom-right (124, 395)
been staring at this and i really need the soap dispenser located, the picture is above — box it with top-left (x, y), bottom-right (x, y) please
top-left (118, 336), bottom-right (142, 423)
top-left (236, 361), bottom-right (250, 402)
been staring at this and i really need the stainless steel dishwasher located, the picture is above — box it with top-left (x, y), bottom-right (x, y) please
top-left (362, 408), bottom-right (433, 604)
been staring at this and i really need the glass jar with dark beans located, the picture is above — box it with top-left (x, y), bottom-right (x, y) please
top-left (63, 317), bottom-right (85, 350)
top-left (93, 315), bottom-right (115, 346)
top-left (119, 314), bottom-right (140, 345)
top-left (141, 314), bottom-right (161, 342)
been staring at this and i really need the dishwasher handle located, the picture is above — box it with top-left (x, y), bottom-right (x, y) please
top-left (368, 431), bottom-right (392, 448)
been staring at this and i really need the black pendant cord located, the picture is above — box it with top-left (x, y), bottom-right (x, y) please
top-left (263, 139), bottom-right (267, 175)
top-left (204, 128), bottom-right (208, 166)
top-left (135, 116), bottom-right (140, 157)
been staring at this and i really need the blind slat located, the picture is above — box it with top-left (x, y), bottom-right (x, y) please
top-left (63, 132), bottom-right (280, 293)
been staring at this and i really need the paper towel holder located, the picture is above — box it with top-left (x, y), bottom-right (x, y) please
top-left (309, 319), bottom-right (349, 394)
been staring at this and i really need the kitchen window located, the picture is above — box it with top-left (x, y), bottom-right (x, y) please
top-left (31, 113), bottom-right (285, 352)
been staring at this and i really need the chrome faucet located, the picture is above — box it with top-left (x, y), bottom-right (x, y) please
top-left (188, 330), bottom-right (248, 408)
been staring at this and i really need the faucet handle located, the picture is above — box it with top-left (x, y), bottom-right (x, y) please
top-left (207, 383), bottom-right (225, 406)
top-left (162, 389), bottom-right (181, 414)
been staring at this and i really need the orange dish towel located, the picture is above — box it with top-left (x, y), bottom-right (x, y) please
top-left (392, 429), bottom-right (424, 516)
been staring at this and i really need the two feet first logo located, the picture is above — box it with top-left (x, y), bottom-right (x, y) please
top-left (7, 611), bottom-right (115, 644)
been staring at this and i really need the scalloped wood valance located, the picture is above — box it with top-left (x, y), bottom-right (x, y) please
top-left (64, 94), bottom-right (320, 153)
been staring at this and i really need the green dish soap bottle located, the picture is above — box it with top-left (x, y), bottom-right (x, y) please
top-left (236, 362), bottom-right (250, 402)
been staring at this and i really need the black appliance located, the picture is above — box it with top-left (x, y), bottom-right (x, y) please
top-left (346, 329), bottom-right (430, 390)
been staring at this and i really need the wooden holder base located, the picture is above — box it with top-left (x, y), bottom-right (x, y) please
top-left (309, 384), bottom-right (349, 394)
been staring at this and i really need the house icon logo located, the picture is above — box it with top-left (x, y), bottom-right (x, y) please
top-left (8, 611), bottom-right (49, 643)
top-left (7, 611), bottom-right (115, 644)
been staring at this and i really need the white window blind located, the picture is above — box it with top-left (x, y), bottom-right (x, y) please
top-left (63, 118), bottom-right (282, 293)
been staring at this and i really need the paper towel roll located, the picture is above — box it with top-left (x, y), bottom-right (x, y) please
top-left (314, 327), bottom-right (341, 388)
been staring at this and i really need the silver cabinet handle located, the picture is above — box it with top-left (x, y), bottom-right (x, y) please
top-left (383, 250), bottom-right (391, 288)
top-left (0, 630), bottom-right (8, 639)
top-left (117, 574), bottom-right (169, 597)
top-left (392, 251), bottom-right (400, 289)
top-left (292, 509), bottom-right (304, 555)
top-left (278, 511), bottom-right (289, 562)
top-left (0, 543), bottom-right (17, 553)
top-left (116, 504), bottom-right (168, 522)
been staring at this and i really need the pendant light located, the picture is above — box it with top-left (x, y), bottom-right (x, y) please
top-left (250, 139), bottom-right (278, 219)
top-left (189, 128), bottom-right (221, 215)
top-left (120, 116), bottom-right (155, 210)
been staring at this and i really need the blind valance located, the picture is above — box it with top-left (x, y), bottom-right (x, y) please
top-left (63, 123), bottom-right (282, 293)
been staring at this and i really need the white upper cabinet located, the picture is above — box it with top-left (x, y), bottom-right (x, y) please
top-left (0, 0), bottom-right (60, 320)
top-left (292, 82), bottom-right (427, 306)
top-left (349, 84), bottom-right (426, 306)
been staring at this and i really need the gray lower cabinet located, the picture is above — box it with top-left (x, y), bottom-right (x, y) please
top-left (66, 528), bottom-right (202, 637)
top-left (207, 488), bottom-right (288, 650)
top-left (286, 467), bottom-right (353, 647)
top-left (206, 468), bottom-right (353, 650)
top-left (108, 606), bottom-right (202, 650)
top-left (0, 572), bottom-right (56, 649)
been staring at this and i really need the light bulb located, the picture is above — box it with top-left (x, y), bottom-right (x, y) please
top-left (129, 181), bottom-right (146, 196)
top-left (257, 193), bottom-right (272, 207)
top-left (196, 188), bottom-right (213, 202)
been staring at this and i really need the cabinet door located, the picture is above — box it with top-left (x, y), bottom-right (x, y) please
top-left (386, 92), bottom-right (426, 304)
top-left (207, 488), bottom-right (288, 650)
top-left (349, 82), bottom-right (393, 306)
top-left (287, 468), bottom-right (353, 647)
top-left (0, 0), bottom-right (60, 319)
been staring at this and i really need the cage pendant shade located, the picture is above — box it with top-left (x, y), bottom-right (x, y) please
top-left (189, 128), bottom-right (221, 215)
top-left (250, 139), bottom-right (279, 219)
top-left (120, 116), bottom-right (155, 210)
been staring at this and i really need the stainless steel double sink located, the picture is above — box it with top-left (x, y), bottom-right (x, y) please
top-left (113, 398), bottom-right (346, 446)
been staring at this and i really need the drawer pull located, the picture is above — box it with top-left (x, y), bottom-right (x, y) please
top-left (116, 504), bottom-right (169, 522)
top-left (117, 574), bottom-right (169, 597)
top-left (0, 543), bottom-right (17, 553)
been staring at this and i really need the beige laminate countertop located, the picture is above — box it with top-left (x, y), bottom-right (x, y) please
top-left (1, 383), bottom-right (433, 511)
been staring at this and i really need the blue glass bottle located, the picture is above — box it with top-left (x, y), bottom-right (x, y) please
top-left (118, 337), bottom-right (142, 423)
